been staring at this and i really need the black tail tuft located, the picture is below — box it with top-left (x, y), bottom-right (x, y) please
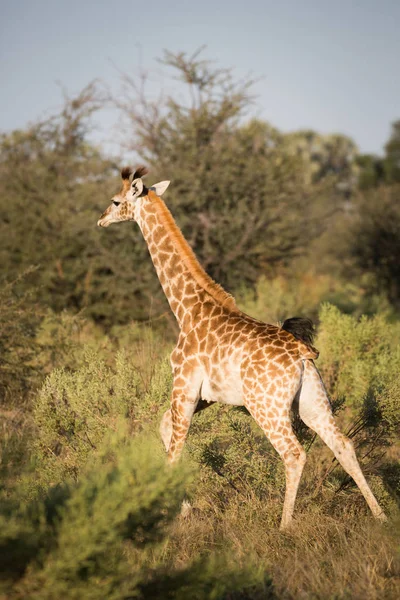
top-left (282, 317), bottom-right (316, 346)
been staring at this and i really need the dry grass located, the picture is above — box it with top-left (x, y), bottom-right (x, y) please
top-left (164, 495), bottom-right (400, 599)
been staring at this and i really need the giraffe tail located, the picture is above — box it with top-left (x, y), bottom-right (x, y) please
top-left (282, 317), bottom-right (319, 360)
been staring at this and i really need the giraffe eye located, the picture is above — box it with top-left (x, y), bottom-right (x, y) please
top-left (112, 200), bottom-right (121, 207)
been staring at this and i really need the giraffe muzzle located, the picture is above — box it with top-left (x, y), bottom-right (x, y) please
top-left (98, 218), bottom-right (113, 228)
top-left (97, 213), bottom-right (112, 227)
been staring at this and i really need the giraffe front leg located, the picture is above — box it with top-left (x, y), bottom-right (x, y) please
top-left (166, 366), bottom-right (203, 464)
top-left (167, 394), bottom-right (197, 464)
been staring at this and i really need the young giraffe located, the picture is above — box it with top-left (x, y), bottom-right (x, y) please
top-left (97, 166), bottom-right (387, 528)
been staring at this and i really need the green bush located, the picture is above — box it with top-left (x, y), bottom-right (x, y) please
top-left (1, 432), bottom-right (268, 600)
top-left (238, 272), bottom-right (372, 325)
top-left (31, 350), bottom-right (141, 491)
top-left (348, 185), bottom-right (400, 309)
top-left (186, 404), bottom-right (284, 510)
top-left (25, 345), bottom-right (172, 495)
top-left (0, 271), bottom-right (43, 406)
top-left (317, 304), bottom-right (400, 410)
top-left (315, 304), bottom-right (400, 503)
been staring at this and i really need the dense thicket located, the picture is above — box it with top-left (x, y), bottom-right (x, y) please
top-left (349, 185), bottom-right (400, 308)
top-left (0, 84), bottom-right (160, 326)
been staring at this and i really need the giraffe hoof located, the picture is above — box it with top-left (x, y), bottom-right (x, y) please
top-left (180, 499), bottom-right (193, 519)
top-left (376, 511), bottom-right (388, 523)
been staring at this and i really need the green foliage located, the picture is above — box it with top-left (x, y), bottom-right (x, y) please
top-left (379, 376), bottom-right (400, 434)
top-left (348, 185), bottom-right (400, 308)
top-left (238, 271), bottom-right (374, 325)
top-left (33, 310), bottom-right (94, 376)
top-left (316, 305), bottom-right (400, 503)
top-left (29, 434), bottom-right (188, 600)
top-left (356, 153), bottom-right (387, 189)
top-left (120, 49), bottom-right (343, 293)
top-left (25, 343), bottom-right (172, 495)
top-left (0, 270), bottom-right (43, 405)
top-left (356, 121), bottom-right (400, 189)
top-left (187, 404), bottom-right (284, 507)
top-left (1, 432), bottom-right (265, 600)
top-left (283, 129), bottom-right (359, 190)
top-left (384, 120), bottom-right (400, 184)
top-left (31, 350), bottom-right (141, 491)
top-left (317, 304), bottom-right (400, 409)
top-left (0, 84), bottom-right (169, 327)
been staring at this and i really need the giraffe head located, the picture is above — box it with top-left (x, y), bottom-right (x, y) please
top-left (97, 166), bottom-right (170, 227)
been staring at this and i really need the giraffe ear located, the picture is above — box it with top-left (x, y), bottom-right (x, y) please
top-left (131, 178), bottom-right (144, 197)
top-left (150, 181), bottom-right (170, 196)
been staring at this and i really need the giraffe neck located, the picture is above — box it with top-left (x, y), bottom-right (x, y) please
top-left (136, 190), bottom-right (236, 329)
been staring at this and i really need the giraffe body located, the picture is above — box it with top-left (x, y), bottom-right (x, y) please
top-left (98, 167), bottom-right (387, 528)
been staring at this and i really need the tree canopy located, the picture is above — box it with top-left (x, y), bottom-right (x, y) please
top-left (1, 50), bottom-right (399, 325)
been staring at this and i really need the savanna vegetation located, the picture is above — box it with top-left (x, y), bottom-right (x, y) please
top-left (1, 50), bottom-right (399, 599)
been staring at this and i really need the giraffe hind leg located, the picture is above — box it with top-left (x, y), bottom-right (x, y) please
top-left (245, 398), bottom-right (307, 529)
top-left (298, 360), bottom-right (387, 521)
top-left (276, 432), bottom-right (307, 529)
top-left (160, 408), bottom-right (173, 452)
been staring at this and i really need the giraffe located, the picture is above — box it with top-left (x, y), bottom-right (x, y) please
top-left (97, 166), bottom-right (387, 528)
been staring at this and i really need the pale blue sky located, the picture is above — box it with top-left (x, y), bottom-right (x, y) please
top-left (1, 0), bottom-right (399, 154)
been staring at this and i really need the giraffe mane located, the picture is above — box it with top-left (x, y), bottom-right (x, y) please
top-left (148, 190), bottom-right (237, 311)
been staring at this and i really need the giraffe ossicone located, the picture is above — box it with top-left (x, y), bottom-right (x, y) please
top-left (97, 166), bottom-right (387, 529)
